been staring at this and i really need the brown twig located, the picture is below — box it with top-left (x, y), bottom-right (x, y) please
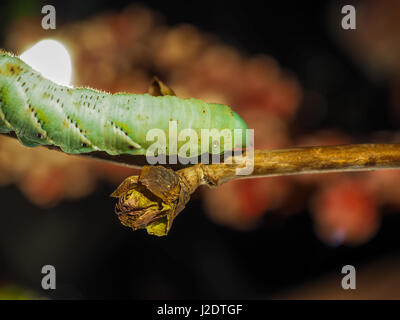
top-left (111, 143), bottom-right (400, 236)
top-left (200, 144), bottom-right (400, 185)
top-left (4, 127), bottom-right (400, 236)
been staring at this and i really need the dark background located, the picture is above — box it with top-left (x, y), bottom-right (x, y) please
top-left (0, 0), bottom-right (399, 299)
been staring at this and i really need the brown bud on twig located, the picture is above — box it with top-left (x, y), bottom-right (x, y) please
top-left (110, 165), bottom-right (202, 236)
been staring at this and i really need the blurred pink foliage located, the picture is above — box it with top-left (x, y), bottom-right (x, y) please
top-left (312, 177), bottom-right (379, 245)
top-left (1, 4), bottom-right (400, 245)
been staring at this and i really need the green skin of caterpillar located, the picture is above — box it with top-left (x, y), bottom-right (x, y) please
top-left (0, 52), bottom-right (248, 157)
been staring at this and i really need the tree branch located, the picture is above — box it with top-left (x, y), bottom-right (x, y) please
top-left (201, 144), bottom-right (400, 185)
top-left (111, 143), bottom-right (400, 236)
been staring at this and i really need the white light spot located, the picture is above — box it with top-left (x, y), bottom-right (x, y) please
top-left (19, 39), bottom-right (72, 86)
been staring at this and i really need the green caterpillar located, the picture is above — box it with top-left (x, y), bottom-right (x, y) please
top-left (0, 51), bottom-right (248, 157)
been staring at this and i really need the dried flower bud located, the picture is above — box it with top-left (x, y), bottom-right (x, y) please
top-left (110, 165), bottom-right (191, 236)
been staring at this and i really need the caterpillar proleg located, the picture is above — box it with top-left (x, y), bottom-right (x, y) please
top-left (0, 51), bottom-right (248, 157)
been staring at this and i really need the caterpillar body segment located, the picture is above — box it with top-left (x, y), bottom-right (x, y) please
top-left (0, 51), bottom-right (248, 156)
